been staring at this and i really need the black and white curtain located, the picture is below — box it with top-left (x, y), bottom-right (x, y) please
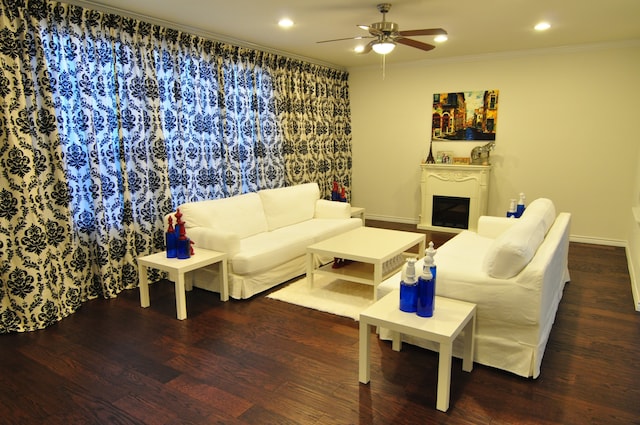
top-left (0, 0), bottom-right (352, 333)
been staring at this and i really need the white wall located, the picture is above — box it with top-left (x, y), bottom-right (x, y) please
top-left (629, 147), bottom-right (640, 310)
top-left (349, 41), bottom-right (640, 246)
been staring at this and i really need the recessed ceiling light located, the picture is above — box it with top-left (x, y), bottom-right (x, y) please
top-left (434, 35), bottom-right (448, 43)
top-left (354, 45), bottom-right (365, 53)
top-left (534, 22), bottom-right (551, 31)
top-left (278, 18), bottom-right (294, 28)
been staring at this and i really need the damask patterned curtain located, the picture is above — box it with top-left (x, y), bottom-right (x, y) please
top-left (273, 59), bottom-right (352, 198)
top-left (0, 0), bottom-right (351, 333)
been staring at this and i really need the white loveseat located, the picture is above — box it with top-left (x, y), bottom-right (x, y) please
top-left (379, 198), bottom-right (571, 378)
top-left (169, 183), bottom-right (362, 299)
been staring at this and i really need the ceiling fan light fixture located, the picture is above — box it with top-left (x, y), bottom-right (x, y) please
top-left (278, 18), bottom-right (294, 28)
top-left (534, 22), bottom-right (551, 31)
top-left (434, 35), bottom-right (448, 43)
top-left (372, 41), bottom-right (396, 55)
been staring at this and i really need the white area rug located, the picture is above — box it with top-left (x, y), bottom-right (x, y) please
top-left (267, 275), bottom-right (378, 321)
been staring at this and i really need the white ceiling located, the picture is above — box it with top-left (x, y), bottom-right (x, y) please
top-left (69, 0), bottom-right (640, 69)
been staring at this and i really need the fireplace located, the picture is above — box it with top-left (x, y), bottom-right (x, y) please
top-left (418, 164), bottom-right (491, 233)
top-left (432, 196), bottom-right (470, 229)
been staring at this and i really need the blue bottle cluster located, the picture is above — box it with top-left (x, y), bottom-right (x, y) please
top-left (331, 181), bottom-right (347, 202)
top-left (165, 208), bottom-right (192, 259)
top-left (507, 193), bottom-right (526, 218)
top-left (399, 241), bottom-right (437, 318)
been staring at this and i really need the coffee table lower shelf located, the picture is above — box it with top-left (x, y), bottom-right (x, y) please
top-left (313, 262), bottom-right (400, 286)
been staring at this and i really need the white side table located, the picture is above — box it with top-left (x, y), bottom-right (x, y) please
top-left (350, 206), bottom-right (365, 223)
top-left (138, 248), bottom-right (228, 320)
top-left (359, 290), bottom-right (476, 412)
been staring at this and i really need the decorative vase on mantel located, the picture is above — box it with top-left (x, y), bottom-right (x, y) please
top-left (426, 140), bottom-right (436, 164)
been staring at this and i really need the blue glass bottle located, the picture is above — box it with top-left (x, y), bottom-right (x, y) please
top-left (399, 258), bottom-right (418, 312)
top-left (166, 217), bottom-right (177, 258)
top-left (417, 267), bottom-right (434, 317)
top-left (417, 242), bottom-right (437, 318)
top-left (166, 231), bottom-right (177, 258)
top-left (177, 237), bottom-right (191, 259)
top-left (515, 192), bottom-right (526, 218)
top-left (506, 198), bottom-right (517, 218)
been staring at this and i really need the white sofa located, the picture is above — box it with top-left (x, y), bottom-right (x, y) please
top-left (169, 183), bottom-right (362, 299)
top-left (379, 198), bottom-right (571, 378)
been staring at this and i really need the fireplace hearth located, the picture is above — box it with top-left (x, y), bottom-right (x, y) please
top-left (418, 164), bottom-right (491, 233)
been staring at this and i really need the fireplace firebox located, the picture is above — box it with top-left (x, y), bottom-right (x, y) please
top-left (432, 196), bottom-right (470, 229)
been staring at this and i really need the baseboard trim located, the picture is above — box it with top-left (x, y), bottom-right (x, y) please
top-left (568, 235), bottom-right (627, 247)
top-left (367, 215), bottom-right (629, 248)
top-left (626, 247), bottom-right (640, 312)
top-left (364, 214), bottom-right (419, 225)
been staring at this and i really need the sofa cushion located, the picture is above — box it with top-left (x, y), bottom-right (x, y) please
top-left (520, 198), bottom-right (556, 234)
top-left (314, 199), bottom-right (351, 219)
top-left (280, 217), bottom-right (363, 243)
top-left (231, 230), bottom-right (312, 275)
top-left (482, 217), bottom-right (546, 279)
top-left (258, 183), bottom-right (320, 230)
top-left (230, 217), bottom-right (362, 275)
top-left (178, 192), bottom-right (268, 239)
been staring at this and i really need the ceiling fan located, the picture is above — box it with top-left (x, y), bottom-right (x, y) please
top-left (317, 3), bottom-right (447, 55)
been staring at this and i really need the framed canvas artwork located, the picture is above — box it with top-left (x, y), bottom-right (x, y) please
top-left (432, 90), bottom-right (499, 141)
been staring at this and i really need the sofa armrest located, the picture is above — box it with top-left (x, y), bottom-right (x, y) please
top-left (185, 227), bottom-right (241, 255)
top-left (477, 216), bottom-right (520, 238)
top-left (314, 199), bottom-right (351, 219)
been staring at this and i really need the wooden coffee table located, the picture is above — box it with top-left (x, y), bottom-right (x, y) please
top-left (359, 290), bottom-right (476, 412)
top-left (306, 227), bottom-right (425, 299)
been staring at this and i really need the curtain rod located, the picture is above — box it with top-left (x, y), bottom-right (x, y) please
top-left (63, 0), bottom-right (347, 72)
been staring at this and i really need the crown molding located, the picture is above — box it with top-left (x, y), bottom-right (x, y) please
top-left (349, 38), bottom-right (640, 71)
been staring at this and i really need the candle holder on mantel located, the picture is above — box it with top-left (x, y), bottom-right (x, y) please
top-left (425, 140), bottom-right (436, 164)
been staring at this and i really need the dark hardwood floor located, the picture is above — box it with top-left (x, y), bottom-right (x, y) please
top-left (1, 221), bottom-right (639, 424)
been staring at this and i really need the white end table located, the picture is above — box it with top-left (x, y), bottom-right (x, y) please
top-left (138, 248), bottom-right (228, 320)
top-left (359, 290), bottom-right (476, 412)
top-left (350, 206), bottom-right (365, 223)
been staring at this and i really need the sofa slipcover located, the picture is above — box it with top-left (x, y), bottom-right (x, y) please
top-left (167, 183), bottom-right (362, 299)
top-left (379, 198), bottom-right (571, 378)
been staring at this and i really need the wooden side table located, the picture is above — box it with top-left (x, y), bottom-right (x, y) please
top-left (359, 290), bottom-right (476, 412)
top-left (138, 248), bottom-right (228, 320)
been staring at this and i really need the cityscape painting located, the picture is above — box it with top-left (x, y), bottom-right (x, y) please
top-left (432, 90), bottom-right (499, 141)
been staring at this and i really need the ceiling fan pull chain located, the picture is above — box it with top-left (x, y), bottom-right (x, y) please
top-left (382, 54), bottom-right (386, 80)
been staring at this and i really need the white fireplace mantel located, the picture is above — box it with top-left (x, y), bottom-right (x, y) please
top-left (418, 163), bottom-right (492, 233)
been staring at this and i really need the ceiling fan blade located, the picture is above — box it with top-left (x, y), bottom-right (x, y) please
top-left (398, 28), bottom-right (447, 37)
top-left (357, 24), bottom-right (383, 37)
top-left (359, 40), bottom-right (375, 54)
top-left (396, 37), bottom-right (436, 52)
top-left (317, 35), bottom-right (372, 43)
